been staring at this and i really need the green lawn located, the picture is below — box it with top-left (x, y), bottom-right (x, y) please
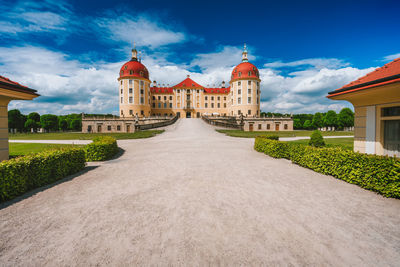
top-left (9, 143), bottom-right (84, 157)
top-left (216, 129), bottom-right (354, 138)
top-left (287, 137), bottom-right (354, 150)
top-left (9, 130), bottom-right (164, 140)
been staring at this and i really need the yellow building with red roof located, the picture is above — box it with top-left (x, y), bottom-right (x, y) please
top-left (0, 76), bottom-right (39, 161)
top-left (118, 44), bottom-right (261, 119)
top-left (328, 57), bottom-right (400, 156)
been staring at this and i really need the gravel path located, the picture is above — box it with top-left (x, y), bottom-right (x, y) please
top-left (1, 119), bottom-right (399, 266)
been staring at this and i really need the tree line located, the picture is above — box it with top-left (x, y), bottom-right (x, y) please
top-left (8, 109), bottom-right (82, 133)
top-left (261, 108), bottom-right (354, 130)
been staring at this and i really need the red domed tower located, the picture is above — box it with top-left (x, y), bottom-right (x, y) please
top-left (228, 44), bottom-right (261, 117)
top-left (117, 46), bottom-right (151, 118)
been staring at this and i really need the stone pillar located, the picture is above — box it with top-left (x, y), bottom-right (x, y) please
top-left (0, 97), bottom-right (11, 161)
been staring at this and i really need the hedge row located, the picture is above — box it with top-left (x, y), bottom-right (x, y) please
top-left (0, 148), bottom-right (85, 202)
top-left (85, 136), bottom-right (119, 161)
top-left (254, 137), bottom-right (400, 198)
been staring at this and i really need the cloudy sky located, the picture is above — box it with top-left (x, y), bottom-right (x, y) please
top-left (1, 0), bottom-right (399, 115)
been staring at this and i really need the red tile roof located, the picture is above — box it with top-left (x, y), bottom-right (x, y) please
top-left (151, 77), bottom-right (230, 94)
top-left (172, 77), bottom-right (204, 89)
top-left (328, 57), bottom-right (400, 97)
top-left (0, 75), bottom-right (39, 96)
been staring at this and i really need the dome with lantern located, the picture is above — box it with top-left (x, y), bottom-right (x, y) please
top-left (119, 47), bottom-right (149, 79)
top-left (231, 44), bottom-right (259, 81)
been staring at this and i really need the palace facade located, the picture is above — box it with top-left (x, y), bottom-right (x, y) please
top-left (118, 44), bottom-right (260, 118)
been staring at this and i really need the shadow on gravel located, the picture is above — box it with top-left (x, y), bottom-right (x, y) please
top-left (102, 148), bottom-right (126, 163)
top-left (0, 165), bottom-right (99, 210)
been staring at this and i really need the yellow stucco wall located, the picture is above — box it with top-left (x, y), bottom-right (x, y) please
top-left (0, 96), bottom-right (10, 161)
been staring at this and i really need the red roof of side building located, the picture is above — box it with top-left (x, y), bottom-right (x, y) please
top-left (328, 57), bottom-right (400, 97)
top-left (0, 75), bottom-right (39, 96)
top-left (172, 77), bottom-right (204, 89)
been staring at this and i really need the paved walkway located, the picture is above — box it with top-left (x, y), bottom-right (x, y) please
top-left (1, 119), bottom-right (399, 266)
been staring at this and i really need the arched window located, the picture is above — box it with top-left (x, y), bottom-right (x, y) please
top-left (238, 72), bottom-right (242, 77)
top-left (140, 71), bottom-right (143, 76)
top-left (124, 66), bottom-right (127, 70)
top-left (120, 70), bottom-right (124, 75)
top-left (130, 70), bottom-right (133, 75)
top-left (248, 71), bottom-right (251, 76)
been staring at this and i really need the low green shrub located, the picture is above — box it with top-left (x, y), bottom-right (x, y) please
top-left (85, 136), bottom-right (118, 161)
top-left (309, 130), bottom-right (325, 147)
top-left (254, 136), bottom-right (400, 198)
top-left (0, 148), bottom-right (85, 202)
top-left (257, 135), bottom-right (279, 140)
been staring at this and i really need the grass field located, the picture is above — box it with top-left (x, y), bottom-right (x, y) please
top-left (9, 143), bottom-right (84, 157)
top-left (287, 137), bottom-right (354, 150)
top-left (9, 130), bottom-right (164, 140)
top-left (216, 129), bottom-right (354, 138)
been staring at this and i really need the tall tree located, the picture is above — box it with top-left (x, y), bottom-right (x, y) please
top-left (338, 108), bottom-right (354, 128)
top-left (24, 119), bottom-right (40, 132)
top-left (59, 119), bottom-right (68, 131)
top-left (293, 118), bottom-right (302, 129)
top-left (303, 120), bottom-right (312, 130)
top-left (312, 112), bottom-right (323, 129)
top-left (40, 114), bottom-right (58, 132)
top-left (70, 119), bottom-right (82, 131)
top-left (27, 112), bottom-right (40, 123)
top-left (323, 110), bottom-right (338, 129)
top-left (8, 109), bottom-right (25, 132)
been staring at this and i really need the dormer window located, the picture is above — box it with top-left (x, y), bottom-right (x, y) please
top-left (124, 66), bottom-right (127, 70)
top-left (140, 71), bottom-right (143, 76)
top-left (238, 72), bottom-right (242, 77)
top-left (248, 71), bottom-right (251, 76)
top-left (120, 70), bottom-right (124, 75)
top-left (130, 70), bottom-right (133, 75)
top-left (234, 69), bottom-right (237, 73)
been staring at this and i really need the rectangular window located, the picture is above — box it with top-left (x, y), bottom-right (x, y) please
top-left (170, 96), bottom-right (173, 100)
top-left (211, 96), bottom-right (214, 101)
top-left (284, 124), bottom-right (288, 130)
top-left (140, 89), bottom-right (144, 94)
top-left (258, 124), bottom-right (262, 130)
top-left (141, 110), bottom-right (144, 115)
top-left (164, 103), bottom-right (167, 108)
top-left (177, 89), bottom-right (180, 93)
top-left (121, 97), bottom-right (123, 103)
top-left (238, 81), bottom-right (241, 86)
top-left (248, 81), bottom-right (251, 85)
top-left (107, 125), bottom-right (111, 131)
top-left (267, 124), bottom-right (270, 130)
top-left (120, 89), bottom-right (123, 94)
top-left (238, 89), bottom-right (241, 94)
top-left (169, 103), bottom-right (172, 108)
top-left (158, 96), bottom-right (161, 100)
top-left (152, 96), bottom-right (155, 100)
top-left (152, 103), bottom-right (155, 108)
top-left (224, 97), bottom-right (226, 101)
top-left (129, 80), bottom-right (133, 84)
top-left (383, 106), bottom-right (400, 117)
top-left (129, 97), bottom-right (133, 103)
top-left (140, 97), bottom-right (144, 104)
top-left (120, 81), bottom-right (123, 85)
top-left (158, 103), bottom-right (161, 108)
top-left (140, 81), bottom-right (144, 86)
top-left (205, 103), bottom-right (208, 108)
top-left (217, 96), bottom-right (220, 101)
top-left (238, 97), bottom-right (241, 104)
top-left (164, 96), bottom-right (167, 100)
top-left (129, 88), bottom-right (132, 94)
top-left (129, 110), bottom-right (133, 115)
top-left (248, 109), bottom-right (251, 115)
top-left (205, 96), bottom-right (208, 101)
top-left (248, 88), bottom-right (251, 94)
top-left (117, 125), bottom-right (121, 131)
top-left (224, 103), bottom-right (226, 108)
top-left (211, 103), bottom-right (214, 108)
top-left (217, 103), bottom-right (220, 108)
top-left (248, 97), bottom-right (251, 104)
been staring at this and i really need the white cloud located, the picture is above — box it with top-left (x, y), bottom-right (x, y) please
top-left (383, 53), bottom-right (400, 62)
top-left (264, 58), bottom-right (349, 69)
top-left (94, 14), bottom-right (187, 49)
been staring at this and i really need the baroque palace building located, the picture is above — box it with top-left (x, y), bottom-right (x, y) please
top-left (118, 44), bottom-right (261, 118)
top-left (82, 45), bottom-right (293, 133)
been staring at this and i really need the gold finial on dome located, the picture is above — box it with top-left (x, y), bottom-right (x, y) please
top-left (131, 42), bottom-right (138, 61)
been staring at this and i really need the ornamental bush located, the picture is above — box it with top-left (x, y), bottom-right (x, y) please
top-left (309, 130), bottom-right (325, 147)
top-left (254, 137), bottom-right (400, 198)
top-left (85, 136), bottom-right (118, 161)
top-left (0, 148), bottom-right (85, 202)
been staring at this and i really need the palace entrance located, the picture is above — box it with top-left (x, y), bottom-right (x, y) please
top-left (186, 112), bottom-right (191, 118)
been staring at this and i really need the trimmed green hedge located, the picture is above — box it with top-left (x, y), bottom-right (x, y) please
top-left (254, 137), bottom-right (400, 198)
top-left (85, 136), bottom-right (118, 161)
top-left (0, 148), bottom-right (85, 202)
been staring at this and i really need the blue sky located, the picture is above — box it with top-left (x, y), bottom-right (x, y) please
top-left (1, 0), bottom-right (399, 115)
